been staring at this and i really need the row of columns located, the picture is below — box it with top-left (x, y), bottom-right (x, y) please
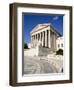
top-left (31, 30), bottom-right (51, 48)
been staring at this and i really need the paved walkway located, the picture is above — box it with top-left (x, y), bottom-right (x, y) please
top-left (23, 55), bottom-right (63, 74)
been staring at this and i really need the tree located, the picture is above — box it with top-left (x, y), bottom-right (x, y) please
top-left (24, 43), bottom-right (28, 49)
top-left (56, 49), bottom-right (63, 55)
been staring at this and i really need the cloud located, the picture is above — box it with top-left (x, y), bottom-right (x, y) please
top-left (53, 16), bottom-right (59, 20)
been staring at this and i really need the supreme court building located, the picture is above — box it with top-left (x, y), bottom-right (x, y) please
top-left (30, 23), bottom-right (61, 51)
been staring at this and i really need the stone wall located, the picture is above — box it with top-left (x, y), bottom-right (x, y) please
top-left (38, 47), bottom-right (53, 56)
top-left (24, 47), bottom-right (39, 56)
top-left (24, 46), bottom-right (55, 56)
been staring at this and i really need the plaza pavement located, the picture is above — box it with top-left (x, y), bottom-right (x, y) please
top-left (23, 54), bottom-right (63, 74)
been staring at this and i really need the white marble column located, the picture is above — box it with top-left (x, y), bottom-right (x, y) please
top-left (38, 34), bottom-right (39, 41)
top-left (48, 30), bottom-right (51, 48)
top-left (40, 32), bottom-right (41, 41)
top-left (54, 33), bottom-right (56, 48)
top-left (42, 32), bottom-right (44, 47)
top-left (41, 32), bottom-right (42, 46)
top-left (37, 34), bottom-right (38, 43)
top-left (34, 35), bottom-right (36, 47)
top-left (45, 30), bottom-right (47, 47)
top-left (43, 31), bottom-right (45, 47)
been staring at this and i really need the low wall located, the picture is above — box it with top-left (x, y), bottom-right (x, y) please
top-left (24, 47), bottom-right (39, 56)
top-left (24, 46), bottom-right (55, 56)
top-left (38, 47), bottom-right (53, 56)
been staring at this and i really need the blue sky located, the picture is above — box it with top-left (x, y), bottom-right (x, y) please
top-left (23, 13), bottom-right (63, 44)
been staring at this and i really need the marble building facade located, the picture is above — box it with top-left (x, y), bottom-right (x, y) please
top-left (30, 23), bottom-right (61, 51)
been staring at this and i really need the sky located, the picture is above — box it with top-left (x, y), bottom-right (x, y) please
top-left (23, 13), bottom-right (63, 44)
